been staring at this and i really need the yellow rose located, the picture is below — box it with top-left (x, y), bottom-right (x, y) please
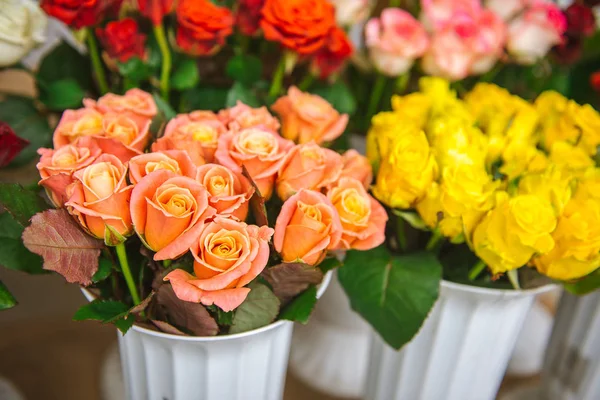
top-left (533, 198), bottom-right (600, 281)
top-left (472, 194), bottom-right (557, 275)
top-left (549, 141), bottom-right (594, 172)
top-left (500, 140), bottom-right (548, 180)
top-left (415, 182), bottom-right (441, 229)
top-left (428, 118), bottom-right (488, 169)
top-left (372, 126), bottom-right (438, 209)
top-left (535, 92), bottom-right (580, 151)
top-left (570, 103), bottom-right (600, 156)
top-left (390, 92), bottom-right (431, 129)
top-left (573, 168), bottom-right (600, 202)
top-left (366, 111), bottom-right (405, 166)
top-left (518, 166), bottom-right (573, 215)
top-left (440, 163), bottom-right (498, 218)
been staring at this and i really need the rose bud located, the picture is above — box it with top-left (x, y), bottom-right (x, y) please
top-left (215, 128), bottom-right (294, 199)
top-left (196, 164), bottom-right (254, 221)
top-left (0, 122), bottom-right (30, 167)
top-left (564, 3), bottom-right (596, 38)
top-left (276, 142), bottom-right (343, 201)
top-left (175, 0), bottom-right (233, 56)
top-left (128, 150), bottom-right (197, 184)
top-left (340, 149), bottom-right (373, 189)
top-left (164, 217), bottom-right (273, 312)
top-left (236, 0), bottom-right (265, 36)
top-left (130, 170), bottom-right (216, 260)
top-left (96, 18), bottom-right (147, 63)
top-left (274, 189), bottom-right (343, 266)
top-left (271, 86), bottom-right (349, 144)
top-left (137, 0), bottom-right (174, 25)
top-left (218, 102), bottom-right (281, 132)
top-left (65, 154), bottom-right (134, 241)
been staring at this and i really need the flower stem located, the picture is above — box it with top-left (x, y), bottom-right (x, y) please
top-left (396, 214), bottom-right (407, 252)
top-left (116, 243), bottom-right (141, 306)
top-left (367, 74), bottom-right (387, 121)
top-left (425, 230), bottom-right (443, 252)
top-left (468, 260), bottom-right (487, 281)
top-left (163, 259), bottom-right (172, 268)
top-left (86, 30), bottom-right (109, 95)
top-left (269, 56), bottom-right (286, 98)
top-left (507, 269), bottom-right (521, 290)
top-left (298, 73), bottom-right (315, 91)
top-left (153, 23), bottom-right (172, 102)
top-left (396, 72), bottom-right (410, 94)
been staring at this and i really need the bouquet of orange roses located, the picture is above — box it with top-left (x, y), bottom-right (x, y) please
top-left (0, 86), bottom-right (386, 335)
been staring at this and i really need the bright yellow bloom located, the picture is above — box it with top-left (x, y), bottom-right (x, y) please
top-left (500, 140), bottom-right (549, 180)
top-left (549, 141), bottom-right (595, 172)
top-left (518, 166), bottom-right (573, 216)
top-left (427, 117), bottom-right (488, 169)
top-left (570, 103), bottom-right (600, 156)
top-left (573, 168), bottom-right (600, 202)
top-left (390, 92), bottom-right (432, 129)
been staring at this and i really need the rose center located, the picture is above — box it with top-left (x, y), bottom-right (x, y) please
top-left (210, 236), bottom-right (239, 258)
top-left (145, 159), bottom-right (180, 175)
top-left (106, 118), bottom-right (138, 145)
top-left (187, 124), bottom-right (217, 144)
top-left (341, 189), bottom-right (369, 219)
top-left (70, 114), bottom-right (103, 138)
top-left (86, 162), bottom-right (119, 199)
top-left (156, 185), bottom-right (197, 218)
top-left (208, 175), bottom-right (231, 197)
top-left (298, 201), bottom-right (322, 222)
top-left (238, 131), bottom-right (276, 156)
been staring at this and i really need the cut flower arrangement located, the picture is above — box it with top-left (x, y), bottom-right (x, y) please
top-left (339, 77), bottom-right (600, 350)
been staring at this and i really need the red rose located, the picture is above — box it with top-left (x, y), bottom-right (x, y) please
top-left (137, 0), bottom-right (174, 26)
top-left (0, 122), bottom-right (29, 168)
top-left (591, 71), bottom-right (600, 92)
top-left (311, 27), bottom-right (354, 79)
top-left (565, 4), bottom-right (596, 37)
top-left (236, 0), bottom-right (265, 36)
top-left (175, 0), bottom-right (234, 56)
top-left (552, 34), bottom-right (582, 64)
top-left (97, 18), bottom-right (147, 63)
top-left (41, 0), bottom-right (119, 28)
top-left (260, 0), bottom-right (336, 55)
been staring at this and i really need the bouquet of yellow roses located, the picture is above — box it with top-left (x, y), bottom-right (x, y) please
top-left (339, 77), bottom-right (600, 349)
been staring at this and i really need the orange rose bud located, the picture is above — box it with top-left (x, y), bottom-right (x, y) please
top-left (137, 0), bottom-right (174, 25)
top-left (271, 86), bottom-right (349, 144)
top-left (274, 189), bottom-right (343, 265)
top-left (65, 154), bottom-right (134, 241)
top-left (260, 0), bottom-right (336, 55)
top-left (175, 0), bottom-right (234, 56)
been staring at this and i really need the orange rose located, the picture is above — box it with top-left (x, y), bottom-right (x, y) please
top-left (327, 177), bottom-right (388, 250)
top-left (37, 136), bottom-right (102, 207)
top-left (271, 86), bottom-right (349, 144)
top-left (215, 128), bottom-right (294, 199)
top-left (164, 217), bottom-right (273, 311)
top-left (128, 150), bottom-right (197, 184)
top-left (83, 88), bottom-right (157, 128)
top-left (276, 142), bottom-right (342, 201)
top-left (274, 189), bottom-right (342, 265)
top-left (175, 0), bottom-right (233, 56)
top-left (153, 112), bottom-right (227, 164)
top-left (260, 0), bottom-right (336, 55)
top-left (65, 154), bottom-right (134, 240)
top-left (196, 163), bottom-right (254, 221)
top-left (52, 108), bottom-right (104, 148)
top-left (218, 101), bottom-right (281, 132)
top-left (130, 170), bottom-right (216, 260)
top-left (340, 149), bottom-right (373, 189)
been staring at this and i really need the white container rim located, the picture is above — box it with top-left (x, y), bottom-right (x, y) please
top-left (441, 279), bottom-right (558, 298)
top-left (82, 269), bottom-right (333, 342)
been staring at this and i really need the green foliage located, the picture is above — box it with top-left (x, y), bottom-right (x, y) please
top-left (118, 57), bottom-right (151, 83)
top-left (0, 184), bottom-right (49, 226)
top-left (229, 282), bottom-right (280, 334)
top-left (153, 93), bottom-right (177, 120)
top-left (392, 210), bottom-right (428, 231)
top-left (181, 86), bottom-right (228, 111)
top-left (311, 81), bottom-right (357, 115)
top-left (0, 97), bottom-right (51, 166)
top-left (0, 280), bottom-right (17, 310)
top-left (73, 300), bottom-right (135, 333)
top-left (338, 246), bottom-right (442, 350)
top-left (92, 257), bottom-right (113, 283)
top-left (172, 59), bottom-right (200, 90)
top-left (279, 285), bottom-right (317, 324)
top-left (318, 257), bottom-right (342, 273)
top-left (565, 270), bottom-right (600, 296)
top-left (226, 82), bottom-right (261, 108)
top-left (226, 55), bottom-right (263, 86)
top-left (38, 79), bottom-right (85, 110)
top-left (0, 213), bottom-right (44, 274)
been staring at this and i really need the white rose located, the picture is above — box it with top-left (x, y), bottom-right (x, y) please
top-left (329, 0), bottom-right (375, 26)
top-left (0, 0), bottom-right (47, 67)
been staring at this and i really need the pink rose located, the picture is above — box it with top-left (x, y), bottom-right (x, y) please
top-left (215, 128), bottom-right (294, 199)
top-left (365, 8), bottom-right (429, 77)
top-left (485, 0), bottom-right (527, 20)
top-left (271, 86), bottom-right (348, 144)
top-left (340, 149), bottom-right (373, 189)
top-left (37, 136), bottom-right (102, 207)
top-left (164, 217), bottom-right (273, 312)
top-left (196, 163), bottom-right (254, 220)
top-left (274, 189), bottom-right (342, 265)
top-left (420, 0), bottom-right (481, 29)
top-left (65, 154), bottom-right (134, 239)
top-left (276, 142), bottom-right (343, 201)
top-left (507, 1), bottom-right (566, 65)
top-left (218, 101), bottom-right (281, 132)
top-left (83, 88), bottom-right (157, 128)
top-left (329, 0), bottom-right (375, 26)
top-left (130, 170), bottom-right (216, 260)
top-left (470, 10), bottom-right (507, 75)
top-left (327, 177), bottom-right (388, 250)
top-left (128, 150), bottom-right (197, 184)
top-left (153, 112), bottom-right (227, 164)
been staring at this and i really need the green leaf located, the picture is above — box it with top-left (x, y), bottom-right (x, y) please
top-left (153, 94), bottom-right (177, 121)
top-left (311, 81), bottom-right (357, 115)
top-left (392, 209), bottom-right (428, 231)
top-left (226, 82), bottom-right (261, 108)
top-left (38, 79), bottom-right (85, 110)
top-left (279, 285), bottom-right (317, 324)
top-left (338, 246), bottom-right (442, 350)
top-left (318, 257), bottom-right (342, 273)
top-left (0, 280), bottom-right (17, 310)
top-left (0, 213), bottom-right (44, 274)
top-left (172, 59), bottom-right (199, 90)
top-left (118, 57), bottom-right (151, 82)
top-left (181, 86), bottom-right (228, 111)
top-left (565, 270), bottom-right (600, 295)
top-left (0, 96), bottom-right (51, 166)
top-left (37, 42), bottom-right (91, 91)
top-left (73, 300), bottom-right (134, 334)
top-left (226, 55), bottom-right (263, 86)
top-left (229, 282), bottom-right (280, 334)
top-left (207, 305), bottom-right (234, 326)
top-left (92, 257), bottom-right (113, 283)
top-left (0, 184), bottom-right (49, 226)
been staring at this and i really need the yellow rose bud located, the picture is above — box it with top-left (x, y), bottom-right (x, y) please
top-left (372, 126), bottom-right (438, 209)
top-left (472, 194), bottom-right (557, 275)
top-left (518, 166), bottom-right (573, 215)
top-left (533, 198), bottom-right (600, 281)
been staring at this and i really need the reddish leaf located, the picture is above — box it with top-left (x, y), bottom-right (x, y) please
top-left (151, 320), bottom-right (187, 336)
top-left (0, 122), bottom-right (30, 167)
top-left (241, 165), bottom-right (268, 226)
top-left (22, 209), bottom-right (104, 285)
top-left (154, 284), bottom-right (219, 336)
top-left (261, 263), bottom-right (324, 305)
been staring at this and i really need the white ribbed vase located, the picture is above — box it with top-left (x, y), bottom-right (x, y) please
top-left (541, 290), bottom-right (600, 400)
top-left (365, 281), bottom-right (556, 400)
top-left (82, 271), bottom-right (331, 400)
